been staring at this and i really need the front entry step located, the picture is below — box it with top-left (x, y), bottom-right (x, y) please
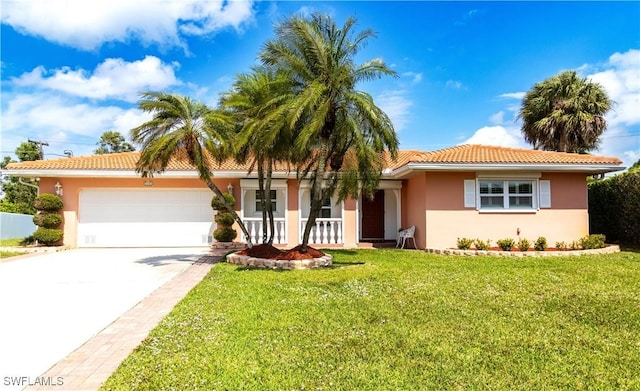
top-left (358, 240), bottom-right (397, 249)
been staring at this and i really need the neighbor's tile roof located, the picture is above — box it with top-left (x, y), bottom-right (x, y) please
top-left (5, 144), bottom-right (622, 172)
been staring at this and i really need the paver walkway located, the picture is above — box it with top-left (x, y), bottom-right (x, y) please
top-left (22, 250), bottom-right (226, 391)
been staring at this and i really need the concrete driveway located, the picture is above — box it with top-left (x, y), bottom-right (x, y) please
top-left (0, 247), bottom-right (210, 388)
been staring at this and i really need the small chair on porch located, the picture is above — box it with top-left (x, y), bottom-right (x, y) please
top-left (396, 226), bottom-right (416, 249)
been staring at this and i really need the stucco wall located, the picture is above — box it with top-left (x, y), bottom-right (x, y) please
top-left (401, 173), bottom-right (428, 249)
top-left (425, 209), bottom-right (589, 249)
top-left (542, 173), bottom-right (588, 209)
top-left (422, 172), bottom-right (590, 249)
top-left (343, 197), bottom-right (358, 248)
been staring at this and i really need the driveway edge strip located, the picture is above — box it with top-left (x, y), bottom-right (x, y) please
top-left (24, 251), bottom-right (225, 391)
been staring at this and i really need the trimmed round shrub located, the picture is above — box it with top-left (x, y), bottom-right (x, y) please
top-left (214, 212), bottom-right (235, 227)
top-left (516, 238), bottom-right (531, 251)
top-left (497, 238), bottom-right (515, 251)
top-left (33, 227), bottom-right (63, 246)
top-left (33, 213), bottom-right (63, 228)
top-left (214, 227), bottom-right (237, 242)
top-left (34, 193), bottom-right (63, 212)
top-left (211, 193), bottom-right (235, 211)
top-left (474, 239), bottom-right (491, 251)
top-left (456, 237), bottom-right (474, 250)
top-left (534, 236), bottom-right (548, 251)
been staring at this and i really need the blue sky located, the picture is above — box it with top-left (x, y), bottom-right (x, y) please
top-left (1, 1), bottom-right (639, 168)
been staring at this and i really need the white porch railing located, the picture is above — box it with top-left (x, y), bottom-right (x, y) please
top-left (300, 218), bottom-right (343, 244)
top-left (242, 217), bottom-right (287, 244)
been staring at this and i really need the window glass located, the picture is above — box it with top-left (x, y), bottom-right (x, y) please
top-left (320, 194), bottom-right (331, 218)
top-left (480, 181), bottom-right (503, 194)
top-left (509, 196), bottom-right (533, 208)
top-left (509, 182), bottom-right (532, 194)
top-left (480, 196), bottom-right (504, 208)
top-left (478, 180), bottom-right (534, 210)
top-left (255, 189), bottom-right (277, 212)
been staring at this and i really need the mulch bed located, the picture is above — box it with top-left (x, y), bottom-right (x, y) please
top-left (237, 244), bottom-right (326, 260)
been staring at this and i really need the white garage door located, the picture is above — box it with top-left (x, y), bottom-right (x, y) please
top-left (78, 189), bottom-right (214, 247)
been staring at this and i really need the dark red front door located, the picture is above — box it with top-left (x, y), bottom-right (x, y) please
top-left (362, 190), bottom-right (384, 239)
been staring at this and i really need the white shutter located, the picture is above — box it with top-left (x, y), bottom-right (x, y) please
top-left (539, 180), bottom-right (551, 208)
top-left (464, 180), bottom-right (476, 208)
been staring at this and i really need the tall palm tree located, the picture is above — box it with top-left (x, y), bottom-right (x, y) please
top-left (220, 68), bottom-right (295, 244)
top-left (260, 13), bottom-right (399, 251)
top-left (131, 91), bottom-right (253, 246)
top-left (519, 70), bottom-right (612, 153)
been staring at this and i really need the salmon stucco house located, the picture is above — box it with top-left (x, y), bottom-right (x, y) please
top-left (5, 144), bottom-right (623, 249)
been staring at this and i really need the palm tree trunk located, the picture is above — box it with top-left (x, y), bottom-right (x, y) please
top-left (301, 146), bottom-right (329, 252)
top-left (266, 158), bottom-right (275, 245)
top-left (204, 177), bottom-right (253, 247)
top-left (257, 160), bottom-right (268, 244)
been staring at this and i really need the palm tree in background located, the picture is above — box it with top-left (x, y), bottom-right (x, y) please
top-left (260, 13), bottom-right (399, 251)
top-left (131, 91), bottom-right (253, 246)
top-left (519, 70), bottom-right (612, 153)
top-left (220, 68), bottom-right (295, 244)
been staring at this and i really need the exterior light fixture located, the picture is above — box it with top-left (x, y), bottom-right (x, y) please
top-left (227, 183), bottom-right (234, 195)
top-left (54, 181), bottom-right (63, 196)
top-left (143, 179), bottom-right (153, 187)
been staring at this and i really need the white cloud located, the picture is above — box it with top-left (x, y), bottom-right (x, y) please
top-left (402, 72), bottom-right (423, 84)
top-left (489, 111), bottom-right (505, 125)
top-left (1, 93), bottom-right (150, 157)
top-left (586, 49), bottom-right (640, 128)
top-left (446, 80), bottom-right (463, 90)
top-left (499, 92), bottom-right (526, 100)
top-left (1, 0), bottom-right (256, 51)
top-left (375, 90), bottom-right (413, 132)
top-left (462, 125), bottom-right (527, 149)
top-left (11, 56), bottom-right (180, 102)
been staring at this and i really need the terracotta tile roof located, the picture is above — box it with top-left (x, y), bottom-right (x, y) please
top-left (387, 145), bottom-right (622, 169)
top-left (4, 151), bottom-right (260, 172)
top-left (5, 144), bottom-right (622, 173)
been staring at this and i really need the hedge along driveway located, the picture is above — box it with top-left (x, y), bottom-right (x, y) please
top-left (0, 247), bottom-right (208, 388)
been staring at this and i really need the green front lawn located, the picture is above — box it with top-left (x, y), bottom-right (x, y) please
top-left (102, 250), bottom-right (640, 390)
top-left (0, 238), bottom-right (27, 258)
top-left (0, 238), bottom-right (23, 247)
top-left (0, 251), bottom-right (27, 258)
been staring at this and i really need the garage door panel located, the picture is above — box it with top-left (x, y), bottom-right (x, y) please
top-left (80, 222), bottom-right (215, 247)
top-left (78, 189), bottom-right (215, 247)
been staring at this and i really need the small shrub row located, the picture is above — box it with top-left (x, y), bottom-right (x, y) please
top-left (456, 234), bottom-right (606, 251)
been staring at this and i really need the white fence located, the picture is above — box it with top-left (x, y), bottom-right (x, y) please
top-left (0, 212), bottom-right (36, 240)
top-left (300, 218), bottom-right (343, 244)
top-left (239, 217), bottom-right (345, 245)
top-left (242, 217), bottom-right (287, 244)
